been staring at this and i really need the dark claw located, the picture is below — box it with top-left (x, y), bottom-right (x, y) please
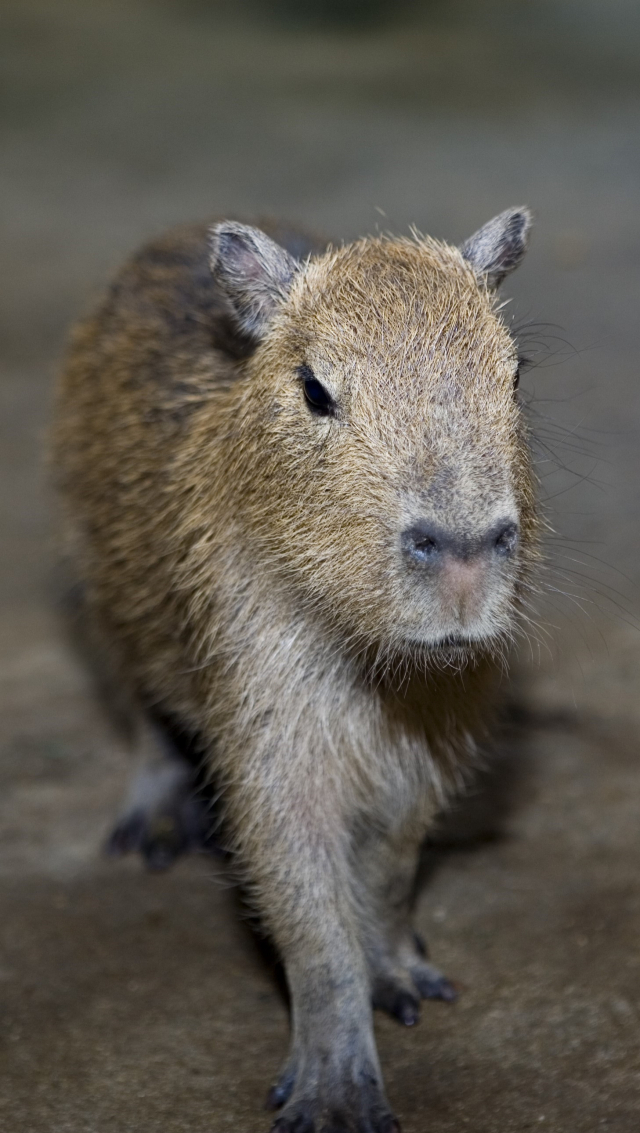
top-left (266, 1068), bottom-right (297, 1111)
top-left (373, 981), bottom-right (420, 1026)
top-left (395, 990), bottom-right (420, 1026)
top-left (266, 1085), bottom-right (288, 1111)
top-left (413, 970), bottom-right (458, 1003)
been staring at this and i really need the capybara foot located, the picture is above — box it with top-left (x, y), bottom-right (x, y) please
top-left (268, 1059), bottom-right (398, 1133)
top-left (371, 933), bottom-right (457, 1024)
top-left (105, 756), bottom-right (214, 870)
top-left (270, 1096), bottom-right (399, 1133)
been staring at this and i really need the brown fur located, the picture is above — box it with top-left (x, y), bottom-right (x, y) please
top-left (52, 209), bottom-right (538, 1132)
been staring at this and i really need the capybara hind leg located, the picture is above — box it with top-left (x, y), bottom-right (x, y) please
top-left (357, 832), bottom-right (457, 1026)
top-left (106, 717), bottom-right (212, 870)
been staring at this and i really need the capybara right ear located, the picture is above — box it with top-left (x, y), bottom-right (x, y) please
top-left (460, 207), bottom-right (532, 289)
top-left (210, 221), bottom-right (298, 341)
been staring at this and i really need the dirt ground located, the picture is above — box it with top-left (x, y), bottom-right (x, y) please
top-left (2, 2), bottom-right (640, 1130)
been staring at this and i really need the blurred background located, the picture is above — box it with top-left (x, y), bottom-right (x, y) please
top-left (2, 1), bottom-right (640, 1130)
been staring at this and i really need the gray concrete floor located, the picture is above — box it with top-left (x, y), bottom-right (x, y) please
top-left (2, 1), bottom-right (640, 1129)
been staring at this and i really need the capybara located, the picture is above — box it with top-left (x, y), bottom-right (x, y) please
top-left (52, 206), bottom-right (537, 1132)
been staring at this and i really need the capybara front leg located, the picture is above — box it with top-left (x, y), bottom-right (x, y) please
top-left (230, 779), bottom-right (399, 1133)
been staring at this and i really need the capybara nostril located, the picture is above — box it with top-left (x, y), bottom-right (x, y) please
top-left (493, 521), bottom-right (519, 557)
top-left (402, 522), bottom-right (441, 564)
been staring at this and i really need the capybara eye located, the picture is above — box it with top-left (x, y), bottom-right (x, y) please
top-left (297, 364), bottom-right (336, 417)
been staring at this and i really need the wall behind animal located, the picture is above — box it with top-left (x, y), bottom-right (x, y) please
top-left (2, 1), bottom-right (640, 1129)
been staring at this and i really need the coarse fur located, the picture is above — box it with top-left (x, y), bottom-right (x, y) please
top-left (52, 208), bottom-right (538, 1132)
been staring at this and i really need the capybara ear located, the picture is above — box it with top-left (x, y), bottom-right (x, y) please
top-left (210, 221), bottom-right (298, 340)
top-left (460, 207), bottom-right (532, 289)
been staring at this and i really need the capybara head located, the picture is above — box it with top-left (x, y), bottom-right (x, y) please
top-left (210, 209), bottom-right (538, 663)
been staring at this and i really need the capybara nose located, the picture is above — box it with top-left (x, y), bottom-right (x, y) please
top-left (401, 519), bottom-right (518, 566)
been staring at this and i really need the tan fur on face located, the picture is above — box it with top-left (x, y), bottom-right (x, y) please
top-left (208, 235), bottom-right (538, 659)
top-left (52, 215), bottom-right (539, 1131)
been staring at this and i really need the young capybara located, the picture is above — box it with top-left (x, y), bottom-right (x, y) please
top-left (52, 207), bottom-right (538, 1132)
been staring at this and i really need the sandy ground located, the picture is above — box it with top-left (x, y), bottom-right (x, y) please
top-left (2, 2), bottom-right (640, 1130)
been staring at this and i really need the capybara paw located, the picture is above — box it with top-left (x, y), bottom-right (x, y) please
top-left (371, 940), bottom-right (457, 1023)
top-left (106, 808), bottom-right (188, 870)
top-left (105, 795), bottom-right (213, 871)
top-left (407, 933), bottom-right (458, 1000)
top-left (270, 1097), bottom-right (399, 1133)
top-left (268, 1067), bottom-right (398, 1133)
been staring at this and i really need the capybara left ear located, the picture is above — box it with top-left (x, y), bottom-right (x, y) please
top-left (460, 207), bottom-right (532, 289)
top-left (210, 221), bottom-right (298, 340)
